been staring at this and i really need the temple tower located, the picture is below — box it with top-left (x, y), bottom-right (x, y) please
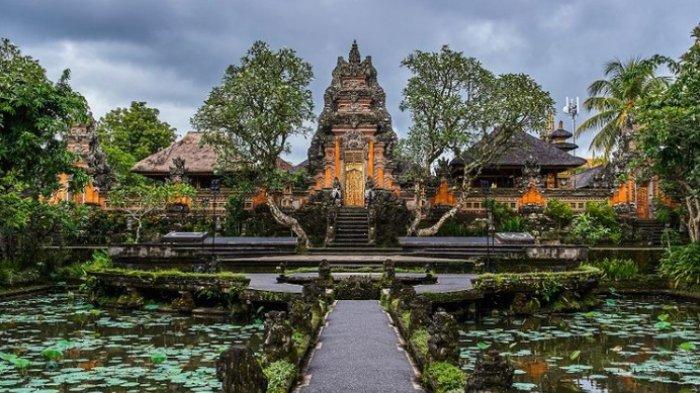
top-left (306, 41), bottom-right (400, 206)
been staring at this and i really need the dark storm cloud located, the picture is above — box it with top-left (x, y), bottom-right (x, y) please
top-left (2, 0), bottom-right (698, 163)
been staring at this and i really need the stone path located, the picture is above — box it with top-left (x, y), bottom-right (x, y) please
top-left (414, 274), bottom-right (477, 294)
top-left (297, 300), bottom-right (423, 393)
top-left (246, 273), bottom-right (302, 293)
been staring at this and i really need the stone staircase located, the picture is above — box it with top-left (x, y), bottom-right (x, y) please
top-left (327, 207), bottom-right (372, 250)
top-left (636, 219), bottom-right (667, 245)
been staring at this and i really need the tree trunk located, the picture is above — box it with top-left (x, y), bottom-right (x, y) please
top-left (266, 194), bottom-right (311, 250)
top-left (407, 182), bottom-right (424, 236)
top-left (417, 199), bottom-right (463, 237)
top-left (685, 195), bottom-right (700, 243)
top-left (134, 218), bottom-right (143, 244)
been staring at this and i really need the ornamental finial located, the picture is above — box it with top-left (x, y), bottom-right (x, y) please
top-left (349, 40), bottom-right (361, 64)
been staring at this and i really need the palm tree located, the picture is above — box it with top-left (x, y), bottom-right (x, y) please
top-left (577, 57), bottom-right (670, 158)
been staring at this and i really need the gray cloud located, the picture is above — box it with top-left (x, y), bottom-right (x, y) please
top-left (2, 0), bottom-right (698, 163)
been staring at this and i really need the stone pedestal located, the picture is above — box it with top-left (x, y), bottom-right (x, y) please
top-left (216, 345), bottom-right (267, 393)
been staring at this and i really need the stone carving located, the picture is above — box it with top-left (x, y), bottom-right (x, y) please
top-left (383, 258), bottom-right (395, 281)
top-left (171, 291), bottom-right (195, 312)
top-left (343, 129), bottom-right (366, 150)
top-left (519, 155), bottom-right (542, 190)
top-left (306, 41), bottom-right (399, 181)
top-left (169, 156), bottom-right (187, 183)
top-left (409, 296), bottom-right (431, 332)
top-left (465, 349), bottom-right (515, 393)
top-left (217, 345), bottom-right (267, 393)
top-left (289, 300), bottom-right (313, 333)
top-left (318, 259), bottom-right (332, 282)
top-left (262, 311), bottom-right (294, 363)
top-left (428, 311), bottom-right (459, 364)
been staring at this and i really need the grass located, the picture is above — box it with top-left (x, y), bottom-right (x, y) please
top-left (422, 361), bottom-right (465, 393)
top-left (91, 267), bottom-right (248, 281)
top-left (410, 328), bottom-right (429, 359)
top-left (263, 360), bottom-right (297, 393)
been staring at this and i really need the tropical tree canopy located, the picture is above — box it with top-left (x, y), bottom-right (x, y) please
top-left (577, 57), bottom-right (670, 157)
top-left (97, 101), bottom-right (176, 183)
top-left (192, 41), bottom-right (315, 247)
top-left (636, 25), bottom-right (700, 242)
top-left (0, 38), bottom-right (89, 196)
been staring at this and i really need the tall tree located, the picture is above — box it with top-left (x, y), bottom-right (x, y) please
top-left (399, 46), bottom-right (493, 235)
top-left (192, 41), bottom-right (314, 248)
top-left (0, 38), bottom-right (89, 197)
top-left (576, 57), bottom-right (669, 157)
top-left (417, 73), bottom-right (554, 236)
top-left (97, 101), bottom-right (176, 182)
top-left (636, 25), bottom-right (700, 242)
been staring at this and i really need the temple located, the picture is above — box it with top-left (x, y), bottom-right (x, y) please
top-left (303, 40), bottom-right (401, 205)
top-left (58, 41), bottom-right (662, 220)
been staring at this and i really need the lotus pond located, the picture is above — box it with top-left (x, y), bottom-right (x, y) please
top-left (0, 293), bottom-right (262, 392)
top-left (459, 295), bottom-right (700, 393)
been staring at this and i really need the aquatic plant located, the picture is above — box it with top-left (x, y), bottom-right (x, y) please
top-left (586, 258), bottom-right (639, 281)
top-left (149, 349), bottom-right (167, 364)
top-left (0, 352), bottom-right (31, 371)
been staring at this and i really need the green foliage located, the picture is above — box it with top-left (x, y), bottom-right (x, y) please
top-left (192, 40), bottom-right (314, 245)
top-left (97, 101), bottom-right (176, 162)
top-left (569, 202), bottom-right (621, 245)
top-left (635, 25), bottom-right (700, 242)
top-left (0, 38), bottom-right (89, 197)
top-left (577, 56), bottom-right (669, 156)
top-left (108, 181), bottom-right (196, 243)
top-left (0, 352), bottom-right (31, 371)
top-left (423, 361), bottom-right (466, 393)
top-left (263, 360), bottom-right (297, 393)
top-left (659, 243), bottom-right (700, 290)
top-left (588, 258), bottom-right (639, 281)
top-left (149, 350), bottom-right (167, 364)
top-left (545, 199), bottom-right (574, 229)
top-left (410, 328), bottom-right (429, 359)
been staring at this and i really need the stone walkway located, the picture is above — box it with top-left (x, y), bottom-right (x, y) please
top-left (414, 274), bottom-right (477, 294)
top-left (297, 300), bottom-right (423, 393)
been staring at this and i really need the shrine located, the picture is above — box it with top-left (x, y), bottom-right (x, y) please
top-left (304, 41), bottom-right (401, 205)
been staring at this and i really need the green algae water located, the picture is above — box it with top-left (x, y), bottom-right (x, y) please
top-left (0, 293), bottom-right (262, 392)
top-left (459, 295), bottom-right (700, 393)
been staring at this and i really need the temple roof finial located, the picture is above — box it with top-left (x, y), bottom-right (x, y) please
top-left (349, 40), bottom-right (361, 64)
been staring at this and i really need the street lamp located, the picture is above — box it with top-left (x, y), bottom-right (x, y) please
top-left (480, 179), bottom-right (495, 273)
top-left (210, 179), bottom-right (221, 272)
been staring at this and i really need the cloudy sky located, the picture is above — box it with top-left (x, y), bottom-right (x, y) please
top-left (2, 0), bottom-right (698, 164)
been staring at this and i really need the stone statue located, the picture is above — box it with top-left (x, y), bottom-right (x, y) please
top-left (465, 349), bottom-right (515, 393)
top-left (365, 176), bottom-right (376, 206)
top-left (289, 300), bottom-right (313, 333)
top-left (318, 259), bottom-right (332, 282)
top-left (217, 345), bottom-right (267, 393)
top-left (331, 177), bottom-right (342, 206)
top-left (383, 258), bottom-right (395, 281)
top-left (169, 156), bottom-right (187, 184)
top-left (428, 311), bottom-right (459, 364)
top-left (262, 311), bottom-right (294, 363)
top-left (409, 296), bottom-right (431, 333)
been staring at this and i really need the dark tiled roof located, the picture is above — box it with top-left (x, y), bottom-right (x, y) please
top-left (463, 129), bottom-right (587, 169)
top-left (571, 165), bottom-right (605, 189)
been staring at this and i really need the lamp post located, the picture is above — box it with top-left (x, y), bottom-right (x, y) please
top-left (480, 179), bottom-right (494, 273)
top-left (210, 179), bottom-right (221, 271)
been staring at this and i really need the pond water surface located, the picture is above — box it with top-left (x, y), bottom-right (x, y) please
top-left (459, 295), bottom-right (700, 393)
top-left (0, 293), bottom-right (262, 392)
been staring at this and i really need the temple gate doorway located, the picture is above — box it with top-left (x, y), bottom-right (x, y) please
top-left (344, 149), bottom-right (364, 206)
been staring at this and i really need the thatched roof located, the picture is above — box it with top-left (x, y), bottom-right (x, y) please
top-left (132, 131), bottom-right (293, 175)
top-left (458, 129), bottom-right (586, 170)
top-left (571, 165), bottom-right (605, 189)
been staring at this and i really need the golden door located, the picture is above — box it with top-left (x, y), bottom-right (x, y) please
top-left (344, 164), bottom-right (364, 206)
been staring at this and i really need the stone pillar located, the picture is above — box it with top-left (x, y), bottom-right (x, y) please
top-left (262, 311), bottom-right (295, 363)
top-left (465, 349), bottom-right (515, 393)
top-left (428, 311), bottom-right (459, 364)
top-left (217, 345), bottom-right (267, 393)
top-left (334, 138), bottom-right (341, 179)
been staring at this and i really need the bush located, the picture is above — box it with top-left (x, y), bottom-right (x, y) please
top-left (422, 361), bottom-right (465, 393)
top-left (0, 260), bottom-right (40, 287)
top-left (588, 258), bottom-right (639, 281)
top-left (570, 208), bottom-right (622, 245)
top-left (263, 360), bottom-right (297, 393)
top-left (545, 199), bottom-right (574, 229)
top-left (659, 243), bottom-right (700, 290)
